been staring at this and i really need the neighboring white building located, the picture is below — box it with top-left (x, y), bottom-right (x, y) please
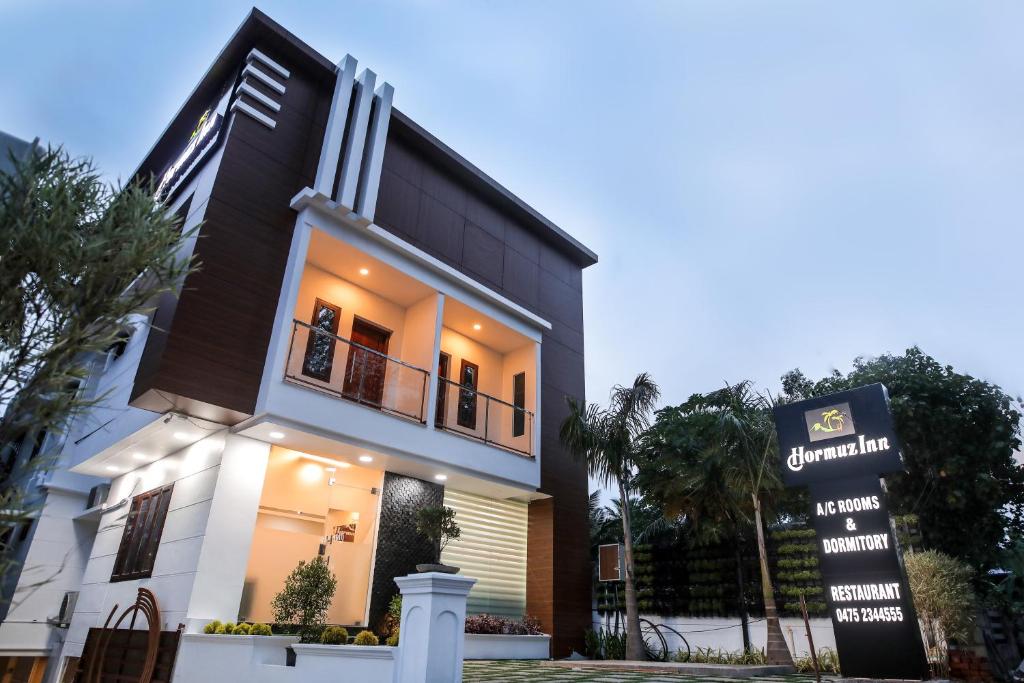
top-left (0, 10), bottom-right (597, 682)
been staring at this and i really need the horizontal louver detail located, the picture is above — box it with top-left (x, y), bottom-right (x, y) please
top-left (441, 489), bottom-right (527, 619)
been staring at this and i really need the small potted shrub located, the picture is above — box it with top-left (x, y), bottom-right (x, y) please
top-left (353, 630), bottom-right (379, 646)
top-left (202, 620), bottom-right (222, 634)
top-left (320, 626), bottom-right (349, 645)
top-left (272, 556), bottom-right (338, 663)
top-left (414, 505), bottom-right (461, 574)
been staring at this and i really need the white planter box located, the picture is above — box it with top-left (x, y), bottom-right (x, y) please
top-left (463, 633), bottom-right (550, 660)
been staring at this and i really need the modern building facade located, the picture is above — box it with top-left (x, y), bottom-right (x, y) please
top-left (0, 9), bottom-right (596, 681)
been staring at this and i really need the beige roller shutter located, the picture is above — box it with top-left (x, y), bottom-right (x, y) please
top-left (441, 489), bottom-right (528, 619)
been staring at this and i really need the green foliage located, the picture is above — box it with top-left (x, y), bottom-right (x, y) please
top-left (250, 623), bottom-right (273, 636)
top-left (271, 556), bottom-right (338, 643)
top-left (675, 647), bottom-right (767, 665)
top-left (782, 348), bottom-right (1024, 570)
top-left (320, 626), bottom-right (349, 644)
top-left (414, 506), bottom-right (460, 563)
top-left (906, 550), bottom-right (976, 647)
top-left (233, 623), bottom-right (251, 636)
top-left (793, 647), bottom-right (841, 674)
top-left (381, 594), bottom-right (402, 642)
top-left (222, 622), bottom-right (236, 635)
top-left (353, 630), bottom-right (379, 646)
top-left (386, 627), bottom-right (400, 647)
top-left (203, 620), bottom-right (222, 635)
top-left (0, 147), bottom-right (197, 586)
top-left (213, 624), bottom-right (226, 634)
top-left (583, 628), bottom-right (626, 660)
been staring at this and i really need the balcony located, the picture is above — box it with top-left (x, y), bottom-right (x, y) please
top-left (284, 320), bottom-right (430, 422)
top-left (435, 378), bottom-right (533, 456)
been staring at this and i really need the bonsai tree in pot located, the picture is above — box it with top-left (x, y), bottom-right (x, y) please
top-left (415, 505), bottom-right (461, 573)
top-left (272, 556), bottom-right (337, 644)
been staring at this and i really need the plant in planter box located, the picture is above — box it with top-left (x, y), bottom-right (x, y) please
top-left (320, 626), bottom-right (349, 644)
top-left (354, 630), bottom-right (379, 646)
top-left (271, 556), bottom-right (338, 643)
top-left (414, 505), bottom-right (461, 573)
top-left (203, 620), bottom-right (222, 634)
top-left (250, 623), bottom-right (273, 636)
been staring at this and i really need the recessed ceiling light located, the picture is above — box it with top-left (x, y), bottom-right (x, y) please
top-left (105, 465), bottom-right (120, 473)
top-left (472, 323), bottom-right (481, 331)
top-left (358, 455), bottom-right (373, 463)
top-left (268, 431), bottom-right (285, 440)
top-left (359, 268), bottom-right (369, 276)
top-left (172, 431), bottom-right (189, 441)
top-left (132, 452), bottom-right (148, 460)
top-left (434, 474), bottom-right (448, 481)
top-left (338, 462), bottom-right (352, 468)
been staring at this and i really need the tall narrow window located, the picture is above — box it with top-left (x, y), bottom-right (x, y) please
top-left (302, 299), bottom-right (341, 382)
top-left (435, 352), bottom-right (451, 428)
top-left (512, 372), bottom-right (526, 438)
top-left (111, 484), bottom-right (174, 582)
top-left (457, 360), bottom-right (479, 430)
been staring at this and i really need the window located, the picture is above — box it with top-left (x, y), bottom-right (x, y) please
top-left (302, 299), bottom-right (341, 381)
top-left (111, 484), bottom-right (174, 582)
top-left (435, 352), bottom-right (451, 428)
top-left (457, 360), bottom-right (479, 430)
top-left (512, 372), bottom-right (526, 438)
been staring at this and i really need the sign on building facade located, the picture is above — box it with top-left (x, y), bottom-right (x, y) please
top-left (774, 383), bottom-right (929, 680)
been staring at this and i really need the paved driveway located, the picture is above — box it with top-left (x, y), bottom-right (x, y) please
top-left (463, 660), bottom-right (816, 682)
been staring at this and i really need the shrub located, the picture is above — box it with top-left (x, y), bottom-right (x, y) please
top-left (353, 630), bottom-right (379, 646)
top-left (222, 622), bottom-right (236, 635)
top-left (233, 623), bottom-right (251, 636)
top-left (463, 614), bottom-right (543, 635)
top-left (213, 624), bottom-right (227, 634)
top-left (271, 556), bottom-right (338, 643)
top-left (383, 594), bottom-right (402, 640)
top-left (414, 506), bottom-right (461, 563)
top-left (906, 550), bottom-right (975, 651)
top-left (386, 627), bottom-right (400, 647)
top-left (250, 623), bottom-right (273, 636)
top-left (203, 620), bottom-right (222, 635)
top-left (320, 626), bottom-right (349, 644)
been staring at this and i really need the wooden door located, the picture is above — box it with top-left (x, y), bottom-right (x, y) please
top-left (343, 318), bottom-right (391, 406)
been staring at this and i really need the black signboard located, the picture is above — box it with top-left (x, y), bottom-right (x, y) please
top-left (774, 383), bottom-right (928, 680)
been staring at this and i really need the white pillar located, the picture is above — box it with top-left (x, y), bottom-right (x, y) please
top-left (394, 572), bottom-right (476, 683)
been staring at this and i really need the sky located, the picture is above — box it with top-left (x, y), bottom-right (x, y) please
top-left (3, 1), bottom-right (1023, 416)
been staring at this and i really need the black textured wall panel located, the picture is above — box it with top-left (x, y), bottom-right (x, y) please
top-left (367, 472), bottom-right (444, 631)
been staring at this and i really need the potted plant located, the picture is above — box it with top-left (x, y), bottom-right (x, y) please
top-left (271, 556), bottom-right (337, 664)
top-left (414, 505), bottom-right (461, 574)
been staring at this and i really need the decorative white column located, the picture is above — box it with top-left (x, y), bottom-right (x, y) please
top-left (394, 572), bottom-right (477, 683)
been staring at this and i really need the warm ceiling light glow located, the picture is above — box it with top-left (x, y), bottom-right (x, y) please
top-left (358, 455), bottom-right (373, 463)
top-left (172, 431), bottom-right (189, 441)
top-left (325, 467), bottom-right (337, 473)
top-left (359, 268), bottom-right (370, 276)
top-left (132, 452), bottom-right (148, 460)
top-left (338, 462), bottom-right (352, 468)
top-left (434, 474), bottom-right (448, 481)
top-left (105, 465), bottom-right (120, 473)
top-left (472, 323), bottom-right (482, 331)
top-left (268, 431), bottom-right (285, 440)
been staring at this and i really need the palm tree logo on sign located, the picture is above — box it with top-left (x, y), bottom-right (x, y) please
top-left (804, 402), bottom-right (855, 442)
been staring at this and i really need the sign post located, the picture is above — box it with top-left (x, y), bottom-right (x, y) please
top-left (774, 383), bottom-right (928, 680)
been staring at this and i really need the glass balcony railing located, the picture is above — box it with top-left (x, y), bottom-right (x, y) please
top-left (435, 377), bottom-right (534, 456)
top-left (285, 320), bottom-right (430, 423)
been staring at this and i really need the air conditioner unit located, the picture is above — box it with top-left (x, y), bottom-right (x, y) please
top-left (52, 591), bottom-right (78, 627)
top-left (87, 484), bottom-right (110, 510)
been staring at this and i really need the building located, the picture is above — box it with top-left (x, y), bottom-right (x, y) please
top-left (0, 9), bottom-right (596, 681)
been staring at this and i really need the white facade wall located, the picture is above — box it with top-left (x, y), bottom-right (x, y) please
top-left (59, 433), bottom-right (271, 662)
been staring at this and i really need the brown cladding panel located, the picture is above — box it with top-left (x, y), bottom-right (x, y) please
top-left (376, 126), bottom-right (592, 655)
top-left (132, 45), bottom-right (332, 420)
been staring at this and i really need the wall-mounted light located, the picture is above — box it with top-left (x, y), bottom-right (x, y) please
top-left (325, 467), bottom-right (337, 486)
top-left (359, 268), bottom-right (370, 276)
top-left (268, 431), bottom-right (285, 440)
top-left (358, 455), bottom-right (373, 463)
top-left (472, 323), bottom-right (482, 331)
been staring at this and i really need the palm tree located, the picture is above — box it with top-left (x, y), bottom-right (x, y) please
top-left (636, 382), bottom-right (793, 665)
top-left (560, 373), bottom-right (660, 661)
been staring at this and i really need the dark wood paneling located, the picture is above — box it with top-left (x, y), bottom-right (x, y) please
top-left (375, 128), bottom-right (593, 655)
top-left (132, 44), bottom-right (332, 420)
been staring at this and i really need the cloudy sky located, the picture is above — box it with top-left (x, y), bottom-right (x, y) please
top-left (3, 1), bottom-right (1022, 411)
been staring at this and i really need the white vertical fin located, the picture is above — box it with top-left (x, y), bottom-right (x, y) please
top-left (314, 55), bottom-right (358, 196)
top-left (354, 81), bottom-right (394, 224)
top-left (336, 68), bottom-right (377, 210)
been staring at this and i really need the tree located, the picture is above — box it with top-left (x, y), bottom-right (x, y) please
top-left (781, 347), bottom-right (1024, 571)
top-left (636, 382), bottom-right (793, 665)
top-left (560, 373), bottom-right (660, 661)
top-left (415, 505), bottom-right (461, 564)
top-left (0, 147), bottom-right (196, 586)
top-left (271, 556), bottom-right (338, 643)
